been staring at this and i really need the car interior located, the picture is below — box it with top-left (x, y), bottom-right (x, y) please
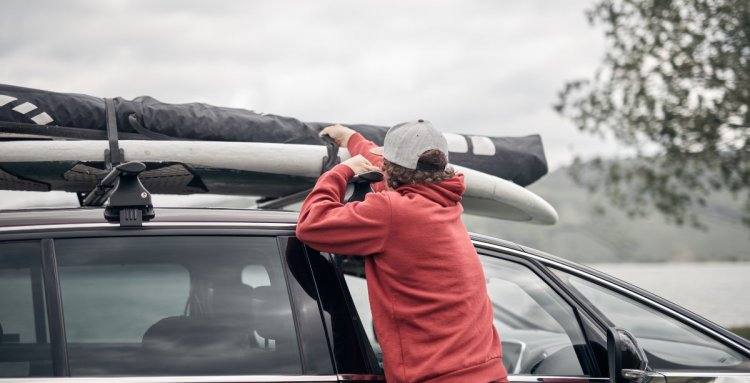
top-left (17, 236), bottom-right (303, 377)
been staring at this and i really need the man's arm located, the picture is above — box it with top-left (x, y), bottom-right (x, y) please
top-left (347, 133), bottom-right (383, 167)
top-left (296, 163), bottom-right (391, 256)
top-left (346, 133), bottom-right (387, 192)
top-left (319, 125), bottom-right (387, 192)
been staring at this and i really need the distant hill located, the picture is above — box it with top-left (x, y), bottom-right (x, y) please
top-left (463, 165), bottom-right (750, 263)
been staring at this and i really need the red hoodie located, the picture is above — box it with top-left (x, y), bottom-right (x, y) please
top-left (296, 133), bottom-right (508, 383)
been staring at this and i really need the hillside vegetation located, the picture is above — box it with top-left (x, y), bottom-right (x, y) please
top-left (464, 166), bottom-right (750, 263)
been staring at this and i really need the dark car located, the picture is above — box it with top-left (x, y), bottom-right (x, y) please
top-left (0, 206), bottom-right (749, 383)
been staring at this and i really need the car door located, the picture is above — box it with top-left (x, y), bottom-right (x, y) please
top-left (327, 242), bottom-right (610, 383)
top-left (549, 265), bottom-right (750, 382)
top-left (0, 233), bottom-right (341, 383)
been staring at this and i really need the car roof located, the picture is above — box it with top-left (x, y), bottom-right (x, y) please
top-left (0, 207), bottom-right (590, 266)
top-left (0, 207), bottom-right (300, 228)
top-left (0, 206), bottom-right (527, 251)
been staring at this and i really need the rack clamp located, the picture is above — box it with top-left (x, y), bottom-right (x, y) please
top-left (79, 98), bottom-right (155, 226)
top-left (99, 162), bottom-right (155, 227)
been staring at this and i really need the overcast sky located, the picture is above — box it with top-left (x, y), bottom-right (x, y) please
top-left (1, 0), bottom-right (615, 169)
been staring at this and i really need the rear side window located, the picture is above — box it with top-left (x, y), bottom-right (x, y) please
top-left (0, 241), bottom-right (52, 377)
top-left (54, 236), bottom-right (301, 376)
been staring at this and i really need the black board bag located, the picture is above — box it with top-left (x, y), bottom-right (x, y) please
top-left (0, 83), bottom-right (547, 186)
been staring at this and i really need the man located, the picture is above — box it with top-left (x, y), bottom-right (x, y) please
top-left (296, 120), bottom-right (508, 383)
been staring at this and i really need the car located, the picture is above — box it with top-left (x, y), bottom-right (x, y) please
top-left (0, 205), bottom-right (749, 383)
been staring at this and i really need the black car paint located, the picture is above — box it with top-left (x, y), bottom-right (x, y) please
top-left (0, 207), bottom-right (748, 382)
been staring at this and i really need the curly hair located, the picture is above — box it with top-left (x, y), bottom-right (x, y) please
top-left (382, 149), bottom-right (455, 189)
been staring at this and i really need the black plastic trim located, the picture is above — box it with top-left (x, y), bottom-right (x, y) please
top-left (0, 227), bottom-right (295, 241)
top-left (276, 237), bottom-right (308, 373)
top-left (40, 238), bottom-right (69, 376)
top-left (30, 257), bottom-right (48, 345)
top-left (278, 237), bottom-right (336, 375)
top-left (300, 246), bottom-right (339, 375)
top-left (327, 254), bottom-right (382, 374)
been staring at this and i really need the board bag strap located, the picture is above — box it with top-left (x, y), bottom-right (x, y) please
top-left (104, 98), bottom-right (124, 168)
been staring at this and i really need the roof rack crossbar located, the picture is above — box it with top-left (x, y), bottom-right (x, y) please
top-left (255, 188), bottom-right (312, 210)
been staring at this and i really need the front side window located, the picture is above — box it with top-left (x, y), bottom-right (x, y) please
top-left (553, 269), bottom-right (750, 371)
top-left (482, 256), bottom-right (590, 375)
top-left (0, 241), bottom-right (52, 377)
top-left (55, 236), bottom-right (301, 376)
top-left (337, 253), bottom-right (592, 376)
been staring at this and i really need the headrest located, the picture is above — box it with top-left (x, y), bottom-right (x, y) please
top-left (212, 283), bottom-right (254, 318)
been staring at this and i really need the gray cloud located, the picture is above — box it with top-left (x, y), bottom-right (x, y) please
top-left (1, 0), bottom-right (617, 169)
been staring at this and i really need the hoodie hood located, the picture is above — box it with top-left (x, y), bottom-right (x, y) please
top-left (394, 173), bottom-right (465, 207)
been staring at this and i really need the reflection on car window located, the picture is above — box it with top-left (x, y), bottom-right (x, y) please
top-left (55, 236), bottom-right (301, 376)
top-left (482, 257), bottom-right (588, 375)
top-left (339, 254), bottom-right (590, 376)
top-left (554, 270), bottom-right (750, 371)
top-left (61, 263), bottom-right (189, 343)
top-left (0, 241), bottom-right (52, 377)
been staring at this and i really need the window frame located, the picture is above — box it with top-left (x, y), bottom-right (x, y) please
top-left (0, 239), bottom-right (59, 377)
top-left (40, 238), bottom-right (69, 376)
top-left (277, 236), bottom-right (337, 375)
top-left (303, 249), bottom-right (383, 377)
top-left (0, 225), bottom-right (340, 381)
top-left (475, 246), bottom-right (603, 377)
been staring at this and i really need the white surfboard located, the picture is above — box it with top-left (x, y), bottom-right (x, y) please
top-left (0, 140), bottom-right (558, 225)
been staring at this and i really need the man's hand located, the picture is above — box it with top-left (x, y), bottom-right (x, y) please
top-left (342, 155), bottom-right (381, 175)
top-left (320, 124), bottom-right (357, 147)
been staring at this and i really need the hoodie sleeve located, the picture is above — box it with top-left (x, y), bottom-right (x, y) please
top-left (296, 163), bottom-right (391, 256)
top-left (346, 132), bottom-right (387, 192)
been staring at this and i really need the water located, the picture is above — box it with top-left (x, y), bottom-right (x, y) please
top-left (588, 262), bottom-right (750, 328)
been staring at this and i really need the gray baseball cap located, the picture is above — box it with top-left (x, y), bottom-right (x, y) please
top-left (372, 119), bottom-right (449, 170)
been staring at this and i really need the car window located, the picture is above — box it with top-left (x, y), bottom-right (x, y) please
top-left (482, 256), bottom-right (589, 375)
top-left (54, 236), bottom-right (301, 376)
top-left (553, 269), bottom-right (750, 371)
top-left (338, 254), bottom-right (591, 376)
top-left (0, 241), bottom-right (52, 377)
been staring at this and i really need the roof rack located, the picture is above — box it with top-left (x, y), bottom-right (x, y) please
top-left (79, 98), bottom-right (154, 227)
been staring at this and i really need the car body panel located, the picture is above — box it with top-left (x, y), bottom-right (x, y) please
top-left (0, 207), bottom-right (748, 382)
